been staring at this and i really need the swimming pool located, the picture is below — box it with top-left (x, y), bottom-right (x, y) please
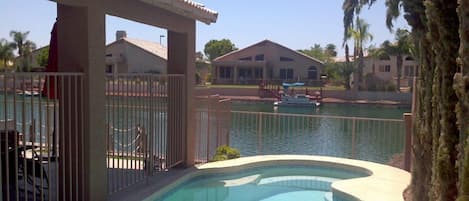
top-left (139, 155), bottom-right (410, 201)
top-left (153, 165), bottom-right (367, 201)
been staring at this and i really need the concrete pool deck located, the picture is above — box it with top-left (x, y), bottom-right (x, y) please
top-left (113, 155), bottom-right (410, 201)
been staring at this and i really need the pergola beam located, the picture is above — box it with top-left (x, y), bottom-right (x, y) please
top-left (104, 0), bottom-right (196, 33)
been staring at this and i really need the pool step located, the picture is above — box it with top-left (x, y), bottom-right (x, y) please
top-left (324, 192), bottom-right (333, 201)
top-left (258, 176), bottom-right (337, 191)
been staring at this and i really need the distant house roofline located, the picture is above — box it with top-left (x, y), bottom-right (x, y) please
top-left (213, 39), bottom-right (325, 64)
top-left (107, 37), bottom-right (167, 60)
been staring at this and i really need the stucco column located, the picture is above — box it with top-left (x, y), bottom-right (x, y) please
top-left (233, 66), bottom-right (238, 84)
top-left (167, 21), bottom-right (196, 167)
top-left (57, 4), bottom-right (107, 200)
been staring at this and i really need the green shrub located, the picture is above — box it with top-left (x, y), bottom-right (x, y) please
top-left (211, 145), bottom-right (240, 162)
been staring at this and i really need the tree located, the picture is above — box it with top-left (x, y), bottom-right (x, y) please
top-left (324, 44), bottom-right (338, 57)
top-left (348, 17), bottom-right (373, 89)
top-left (299, 44), bottom-right (326, 61)
top-left (204, 39), bottom-right (237, 61)
top-left (343, 1), bottom-right (467, 201)
top-left (36, 46), bottom-right (49, 67)
top-left (10, 30), bottom-right (36, 71)
top-left (0, 38), bottom-right (15, 69)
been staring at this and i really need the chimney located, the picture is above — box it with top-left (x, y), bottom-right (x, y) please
top-left (116, 31), bottom-right (127, 41)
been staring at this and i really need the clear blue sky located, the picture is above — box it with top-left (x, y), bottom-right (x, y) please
top-left (0, 0), bottom-right (408, 56)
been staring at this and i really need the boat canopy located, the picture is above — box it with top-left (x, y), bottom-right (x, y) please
top-left (282, 82), bottom-right (305, 90)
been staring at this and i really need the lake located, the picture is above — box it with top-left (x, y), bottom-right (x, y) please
top-left (231, 101), bottom-right (410, 119)
top-left (218, 101), bottom-right (410, 164)
top-left (0, 93), bottom-right (410, 164)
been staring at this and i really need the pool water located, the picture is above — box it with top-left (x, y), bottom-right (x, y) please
top-left (154, 166), bottom-right (366, 201)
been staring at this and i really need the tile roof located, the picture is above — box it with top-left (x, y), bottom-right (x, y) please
top-left (123, 38), bottom-right (167, 59)
top-left (214, 39), bottom-right (325, 64)
top-left (140, 0), bottom-right (218, 24)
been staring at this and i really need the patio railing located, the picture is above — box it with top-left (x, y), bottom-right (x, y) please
top-left (0, 73), bottom-right (188, 200)
top-left (230, 111), bottom-right (406, 164)
top-left (0, 72), bottom-right (85, 201)
top-left (105, 74), bottom-right (185, 195)
top-left (194, 95), bottom-right (232, 163)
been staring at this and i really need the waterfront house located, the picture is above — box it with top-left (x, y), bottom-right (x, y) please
top-left (335, 54), bottom-right (419, 90)
top-left (362, 54), bottom-right (418, 88)
top-left (105, 31), bottom-right (167, 75)
top-left (212, 40), bottom-right (325, 85)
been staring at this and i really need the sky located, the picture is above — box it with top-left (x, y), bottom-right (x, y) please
top-left (0, 0), bottom-right (409, 57)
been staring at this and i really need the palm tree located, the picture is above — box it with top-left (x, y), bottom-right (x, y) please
top-left (389, 29), bottom-right (411, 91)
top-left (10, 31), bottom-right (36, 71)
top-left (348, 17), bottom-right (373, 89)
top-left (0, 39), bottom-right (15, 69)
top-left (344, 0), bottom-right (464, 200)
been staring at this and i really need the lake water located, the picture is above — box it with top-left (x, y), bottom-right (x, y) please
top-left (0, 93), bottom-right (410, 164)
top-left (222, 101), bottom-right (410, 164)
top-left (232, 101), bottom-right (410, 119)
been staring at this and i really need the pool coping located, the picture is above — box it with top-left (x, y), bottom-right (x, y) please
top-left (144, 155), bottom-right (410, 201)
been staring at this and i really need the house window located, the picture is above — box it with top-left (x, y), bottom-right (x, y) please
top-left (280, 56), bottom-right (294, 62)
top-left (238, 68), bottom-right (252, 79)
top-left (219, 66), bottom-right (232, 79)
top-left (385, 65), bottom-right (391, 72)
top-left (254, 68), bottom-right (263, 79)
top-left (379, 65), bottom-right (391, 72)
top-left (404, 65), bottom-right (414, 77)
top-left (405, 56), bottom-right (414, 61)
top-left (279, 68), bottom-right (294, 79)
top-left (308, 66), bottom-right (318, 80)
top-left (255, 54), bottom-right (264, 61)
top-left (106, 65), bottom-right (113, 73)
top-left (239, 56), bottom-right (252, 61)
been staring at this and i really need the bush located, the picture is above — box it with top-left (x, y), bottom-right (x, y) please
top-left (365, 74), bottom-right (397, 92)
top-left (211, 145), bottom-right (240, 162)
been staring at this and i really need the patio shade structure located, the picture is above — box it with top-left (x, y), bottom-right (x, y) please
top-left (46, 0), bottom-right (217, 200)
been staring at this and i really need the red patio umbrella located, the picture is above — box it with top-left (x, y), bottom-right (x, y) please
top-left (42, 21), bottom-right (58, 156)
top-left (42, 21), bottom-right (58, 99)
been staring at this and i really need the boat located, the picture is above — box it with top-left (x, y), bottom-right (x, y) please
top-left (273, 82), bottom-right (321, 107)
top-left (17, 90), bottom-right (41, 96)
top-left (274, 93), bottom-right (321, 107)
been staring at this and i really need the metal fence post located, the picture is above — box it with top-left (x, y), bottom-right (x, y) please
top-left (351, 117), bottom-right (356, 159)
top-left (258, 113), bottom-right (263, 154)
top-left (404, 113), bottom-right (412, 171)
top-left (148, 77), bottom-right (154, 177)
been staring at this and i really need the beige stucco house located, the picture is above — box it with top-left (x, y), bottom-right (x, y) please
top-left (212, 40), bottom-right (324, 85)
top-left (362, 54), bottom-right (418, 88)
top-left (105, 31), bottom-right (167, 74)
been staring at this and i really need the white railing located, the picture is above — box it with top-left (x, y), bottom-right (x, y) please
top-left (230, 111), bottom-right (406, 164)
top-left (1, 72), bottom-right (84, 201)
top-left (105, 74), bottom-right (185, 194)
